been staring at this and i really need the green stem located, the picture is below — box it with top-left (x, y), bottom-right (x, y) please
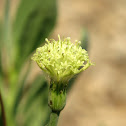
top-left (47, 111), bottom-right (60, 126)
top-left (46, 81), bottom-right (67, 126)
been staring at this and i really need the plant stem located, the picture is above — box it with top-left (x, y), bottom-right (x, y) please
top-left (46, 81), bottom-right (67, 126)
top-left (0, 91), bottom-right (7, 126)
top-left (47, 111), bottom-right (60, 126)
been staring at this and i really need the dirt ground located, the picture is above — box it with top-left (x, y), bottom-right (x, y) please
top-left (54, 0), bottom-right (126, 126)
top-left (1, 0), bottom-right (126, 126)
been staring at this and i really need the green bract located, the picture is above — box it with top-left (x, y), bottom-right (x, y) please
top-left (32, 35), bottom-right (93, 82)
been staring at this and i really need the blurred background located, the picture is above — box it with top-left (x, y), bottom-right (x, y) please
top-left (1, 0), bottom-right (126, 126)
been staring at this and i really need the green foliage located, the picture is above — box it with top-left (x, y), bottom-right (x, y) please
top-left (1, 0), bottom-right (57, 125)
top-left (0, 19), bottom-right (3, 125)
top-left (13, 0), bottom-right (57, 69)
top-left (15, 75), bottom-right (50, 126)
top-left (0, 21), bottom-right (2, 76)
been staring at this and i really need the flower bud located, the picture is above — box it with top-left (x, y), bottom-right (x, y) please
top-left (32, 35), bottom-right (93, 83)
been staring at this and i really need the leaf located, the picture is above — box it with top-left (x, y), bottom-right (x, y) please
top-left (13, 0), bottom-right (57, 69)
top-left (15, 75), bottom-right (50, 126)
top-left (3, 0), bottom-right (13, 68)
top-left (0, 21), bottom-right (3, 76)
top-left (81, 29), bottom-right (89, 50)
top-left (23, 76), bottom-right (48, 112)
top-left (67, 74), bottom-right (79, 92)
top-left (67, 29), bottom-right (89, 92)
top-left (12, 62), bottom-right (32, 116)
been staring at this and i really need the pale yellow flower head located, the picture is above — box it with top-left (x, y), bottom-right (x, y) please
top-left (32, 35), bottom-right (93, 82)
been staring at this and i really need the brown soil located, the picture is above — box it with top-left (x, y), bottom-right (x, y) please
top-left (53, 0), bottom-right (126, 126)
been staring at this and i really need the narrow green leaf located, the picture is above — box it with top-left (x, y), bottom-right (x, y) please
top-left (12, 62), bottom-right (31, 116)
top-left (81, 29), bottom-right (89, 50)
top-left (3, 0), bottom-right (13, 67)
top-left (23, 76), bottom-right (48, 112)
top-left (0, 21), bottom-right (3, 76)
top-left (13, 0), bottom-right (57, 69)
top-left (67, 74), bottom-right (79, 92)
top-left (15, 75), bottom-right (50, 126)
top-left (67, 30), bottom-right (89, 92)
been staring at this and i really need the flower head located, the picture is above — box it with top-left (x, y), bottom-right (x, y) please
top-left (32, 35), bottom-right (93, 82)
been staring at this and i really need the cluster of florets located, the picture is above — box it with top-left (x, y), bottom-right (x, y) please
top-left (32, 35), bottom-right (93, 82)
